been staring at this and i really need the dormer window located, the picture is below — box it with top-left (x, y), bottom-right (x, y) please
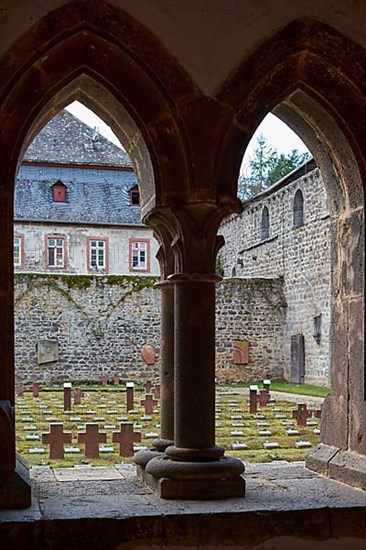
top-left (52, 181), bottom-right (67, 202)
top-left (130, 185), bottom-right (140, 206)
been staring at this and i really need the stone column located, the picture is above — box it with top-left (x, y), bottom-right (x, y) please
top-left (134, 230), bottom-right (175, 476)
top-left (144, 203), bottom-right (245, 499)
top-left (0, 186), bottom-right (31, 508)
top-left (153, 279), bottom-right (175, 450)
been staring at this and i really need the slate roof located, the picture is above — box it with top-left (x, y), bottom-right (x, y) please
top-left (16, 109), bottom-right (143, 226)
top-left (15, 164), bottom-right (142, 226)
top-left (24, 110), bottom-right (132, 167)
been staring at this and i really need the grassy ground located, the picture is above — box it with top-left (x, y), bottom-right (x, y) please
top-left (16, 384), bottom-right (323, 469)
top-left (220, 380), bottom-right (329, 398)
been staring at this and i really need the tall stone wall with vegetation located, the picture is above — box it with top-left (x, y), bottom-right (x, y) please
top-left (14, 274), bottom-right (286, 384)
top-left (14, 274), bottom-right (161, 384)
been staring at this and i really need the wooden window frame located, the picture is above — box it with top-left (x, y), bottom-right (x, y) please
top-left (129, 186), bottom-right (140, 206)
top-left (14, 232), bottom-right (25, 268)
top-left (45, 234), bottom-right (67, 270)
top-left (87, 237), bottom-right (109, 273)
top-left (129, 238), bottom-right (150, 273)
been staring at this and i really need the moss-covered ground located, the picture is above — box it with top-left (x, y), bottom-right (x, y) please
top-left (16, 383), bottom-right (322, 469)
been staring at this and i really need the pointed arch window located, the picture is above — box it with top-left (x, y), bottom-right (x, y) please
top-left (261, 206), bottom-right (270, 240)
top-left (293, 189), bottom-right (304, 227)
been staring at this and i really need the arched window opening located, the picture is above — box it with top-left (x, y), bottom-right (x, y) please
top-left (293, 189), bottom-right (304, 227)
top-left (261, 206), bottom-right (270, 240)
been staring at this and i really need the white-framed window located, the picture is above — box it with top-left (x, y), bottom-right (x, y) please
top-left (130, 240), bottom-right (149, 271)
top-left (89, 239), bottom-right (107, 270)
top-left (47, 236), bottom-right (65, 268)
top-left (14, 235), bottom-right (23, 267)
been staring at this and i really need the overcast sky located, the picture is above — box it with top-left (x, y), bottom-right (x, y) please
top-left (66, 101), bottom-right (309, 174)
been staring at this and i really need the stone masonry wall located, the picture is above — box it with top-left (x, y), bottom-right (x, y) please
top-left (14, 275), bottom-right (285, 384)
top-left (219, 167), bottom-right (331, 386)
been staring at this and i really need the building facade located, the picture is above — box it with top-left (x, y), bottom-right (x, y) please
top-left (14, 110), bottom-right (160, 277)
top-left (220, 160), bottom-right (331, 386)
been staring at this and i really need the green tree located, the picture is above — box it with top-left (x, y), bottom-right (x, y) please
top-left (238, 135), bottom-right (311, 201)
top-left (267, 149), bottom-right (311, 184)
top-left (238, 134), bottom-right (277, 199)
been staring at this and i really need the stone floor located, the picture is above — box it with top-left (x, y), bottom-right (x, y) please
top-left (0, 461), bottom-right (365, 549)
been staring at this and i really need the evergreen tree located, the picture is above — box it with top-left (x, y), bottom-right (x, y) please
top-left (238, 135), bottom-right (311, 200)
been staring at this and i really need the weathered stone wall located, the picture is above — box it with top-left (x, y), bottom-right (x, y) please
top-left (215, 277), bottom-right (285, 382)
top-left (219, 168), bottom-right (331, 386)
top-left (14, 274), bottom-right (285, 384)
top-left (14, 274), bottom-right (161, 383)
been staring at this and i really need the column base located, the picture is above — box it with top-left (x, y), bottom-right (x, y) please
top-left (0, 454), bottom-right (32, 509)
top-left (305, 444), bottom-right (366, 490)
top-left (145, 455), bottom-right (245, 499)
top-left (133, 448), bottom-right (162, 481)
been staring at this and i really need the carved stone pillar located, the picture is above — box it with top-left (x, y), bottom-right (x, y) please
top-left (0, 188), bottom-right (31, 509)
top-left (134, 227), bottom-right (175, 476)
top-left (143, 202), bottom-right (245, 499)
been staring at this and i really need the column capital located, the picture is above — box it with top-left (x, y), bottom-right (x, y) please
top-left (144, 199), bottom-right (241, 275)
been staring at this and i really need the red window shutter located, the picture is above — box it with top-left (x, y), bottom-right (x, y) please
top-left (52, 184), bottom-right (66, 202)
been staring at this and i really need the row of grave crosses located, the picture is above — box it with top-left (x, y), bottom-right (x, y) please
top-left (249, 380), bottom-right (272, 413)
top-left (64, 382), bottom-right (159, 415)
top-left (16, 380), bottom-right (161, 415)
top-left (249, 381), bottom-right (322, 425)
top-left (42, 422), bottom-right (142, 459)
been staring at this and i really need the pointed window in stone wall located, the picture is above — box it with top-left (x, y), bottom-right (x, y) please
top-left (293, 189), bottom-right (304, 227)
top-left (261, 206), bottom-right (270, 240)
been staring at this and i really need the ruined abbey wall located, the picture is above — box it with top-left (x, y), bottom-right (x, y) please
top-left (14, 275), bottom-right (285, 384)
top-left (219, 167), bottom-right (331, 386)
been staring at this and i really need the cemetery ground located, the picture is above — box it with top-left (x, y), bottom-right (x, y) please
top-left (15, 381), bottom-right (324, 468)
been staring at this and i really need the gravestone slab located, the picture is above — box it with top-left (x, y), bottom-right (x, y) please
top-left (64, 447), bottom-right (81, 454)
top-left (232, 443), bottom-right (248, 450)
top-left (258, 430), bottom-right (272, 436)
top-left (295, 440), bottom-right (312, 448)
top-left (145, 432), bottom-right (159, 438)
top-left (100, 446), bottom-right (114, 453)
top-left (263, 442), bottom-right (280, 449)
top-left (286, 429), bottom-right (300, 436)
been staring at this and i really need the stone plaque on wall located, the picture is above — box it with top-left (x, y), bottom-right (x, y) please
top-left (141, 344), bottom-right (156, 365)
top-left (232, 339), bottom-right (249, 365)
top-left (37, 339), bottom-right (59, 364)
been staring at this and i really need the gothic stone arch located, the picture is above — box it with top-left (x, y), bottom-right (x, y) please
top-left (215, 19), bottom-right (365, 487)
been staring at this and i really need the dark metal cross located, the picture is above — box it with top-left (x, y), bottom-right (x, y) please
top-left (112, 424), bottom-right (141, 456)
top-left (78, 424), bottom-right (107, 458)
top-left (42, 423), bottom-right (72, 459)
